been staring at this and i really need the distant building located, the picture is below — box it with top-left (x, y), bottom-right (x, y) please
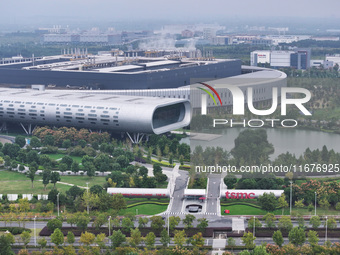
top-left (325, 54), bottom-right (340, 67)
top-left (251, 48), bottom-right (311, 69)
top-left (250, 50), bottom-right (271, 66)
top-left (181, 30), bottom-right (194, 38)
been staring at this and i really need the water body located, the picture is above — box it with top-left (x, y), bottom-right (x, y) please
top-left (181, 128), bottom-right (340, 160)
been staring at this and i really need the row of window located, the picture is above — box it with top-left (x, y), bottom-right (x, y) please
top-left (0, 101), bottom-right (119, 110)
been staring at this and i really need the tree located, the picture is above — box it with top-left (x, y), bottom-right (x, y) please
top-left (37, 237), bottom-right (47, 250)
top-left (62, 139), bottom-right (72, 149)
top-left (169, 216), bottom-right (181, 233)
top-left (42, 169), bottom-right (51, 191)
top-left (325, 217), bottom-right (337, 229)
top-left (278, 194), bottom-right (288, 215)
top-left (191, 232), bottom-right (204, 247)
top-left (76, 212), bottom-right (91, 232)
top-left (15, 136), bottom-right (26, 148)
top-left (67, 231), bottom-right (75, 245)
top-left (248, 217), bottom-right (262, 229)
top-left (253, 245), bottom-right (269, 255)
top-left (138, 217), bottom-right (149, 228)
top-left (50, 172), bottom-right (61, 189)
top-left (263, 213), bottom-right (276, 228)
top-left (160, 229), bottom-right (170, 247)
top-left (110, 230), bottom-right (126, 249)
top-left (20, 231), bottom-right (31, 248)
top-left (197, 218), bottom-right (209, 233)
top-left (80, 231), bottom-right (96, 247)
top-left (310, 216), bottom-right (321, 229)
top-left (272, 230), bottom-right (284, 247)
top-left (120, 217), bottom-right (133, 233)
top-left (95, 233), bottom-right (106, 249)
top-left (30, 137), bottom-right (41, 149)
top-left (90, 184), bottom-right (104, 195)
top-left (58, 163), bottom-right (68, 172)
top-left (173, 230), bottom-right (186, 247)
top-left (242, 232), bottom-right (256, 249)
top-left (307, 230), bottom-right (319, 246)
top-left (51, 228), bottom-right (64, 247)
top-left (47, 219), bottom-right (62, 232)
top-left (145, 232), bottom-right (156, 249)
top-left (129, 228), bottom-right (142, 247)
top-left (93, 213), bottom-right (107, 230)
top-left (71, 162), bottom-right (79, 174)
top-left (258, 192), bottom-right (278, 212)
top-left (183, 214), bottom-right (196, 229)
top-left (278, 216), bottom-right (293, 232)
top-left (0, 235), bottom-right (14, 255)
top-left (288, 227), bottom-right (306, 246)
top-left (27, 166), bottom-right (37, 188)
top-left (18, 198), bottom-right (30, 212)
top-left (295, 199), bottom-right (305, 208)
top-left (224, 174), bottom-right (237, 188)
top-left (150, 216), bottom-right (165, 232)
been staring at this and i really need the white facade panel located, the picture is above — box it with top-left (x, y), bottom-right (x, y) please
top-left (107, 188), bottom-right (170, 198)
top-left (270, 51), bottom-right (293, 67)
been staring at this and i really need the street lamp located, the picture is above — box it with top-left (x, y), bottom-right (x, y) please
top-left (325, 216), bottom-right (328, 244)
top-left (108, 216), bottom-right (111, 247)
top-left (57, 193), bottom-right (60, 217)
top-left (290, 181), bottom-right (293, 215)
top-left (136, 209), bottom-right (138, 215)
top-left (253, 216), bottom-right (255, 237)
top-left (86, 182), bottom-right (89, 214)
top-left (167, 213), bottom-right (170, 247)
top-left (34, 216), bottom-right (37, 247)
top-left (315, 192), bottom-right (317, 216)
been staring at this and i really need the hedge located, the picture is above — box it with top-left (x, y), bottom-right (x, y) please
top-left (126, 201), bottom-right (169, 208)
top-left (0, 227), bottom-right (31, 235)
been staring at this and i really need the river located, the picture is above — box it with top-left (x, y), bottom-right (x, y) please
top-left (180, 128), bottom-right (340, 160)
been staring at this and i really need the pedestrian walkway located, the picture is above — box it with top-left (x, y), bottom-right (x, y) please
top-left (232, 218), bottom-right (245, 233)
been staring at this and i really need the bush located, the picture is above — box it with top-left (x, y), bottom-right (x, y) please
top-left (0, 227), bottom-right (31, 235)
top-left (47, 219), bottom-right (62, 232)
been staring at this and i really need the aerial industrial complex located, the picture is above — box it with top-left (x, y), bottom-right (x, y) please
top-left (0, 50), bottom-right (241, 90)
top-left (0, 50), bottom-right (287, 139)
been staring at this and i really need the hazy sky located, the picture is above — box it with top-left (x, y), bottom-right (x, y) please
top-left (1, 0), bottom-right (340, 30)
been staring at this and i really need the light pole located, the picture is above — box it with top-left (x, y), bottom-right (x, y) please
top-left (108, 216), bottom-right (111, 247)
top-left (136, 209), bottom-right (138, 215)
top-left (290, 181), bottom-right (293, 215)
top-left (167, 213), bottom-right (170, 247)
top-left (34, 216), bottom-right (37, 247)
top-left (325, 216), bottom-right (328, 244)
top-left (253, 216), bottom-right (255, 237)
top-left (315, 192), bottom-right (317, 216)
top-left (86, 182), bottom-right (89, 214)
top-left (57, 193), bottom-right (60, 217)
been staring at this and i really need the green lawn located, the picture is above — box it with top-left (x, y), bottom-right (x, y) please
top-left (0, 170), bottom-right (106, 195)
top-left (119, 204), bottom-right (168, 216)
top-left (221, 204), bottom-right (340, 216)
top-left (44, 154), bottom-right (83, 164)
top-left (0, 170), bottom-right (29, 181)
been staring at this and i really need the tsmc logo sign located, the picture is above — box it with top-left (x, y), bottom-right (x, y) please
top-left (225, 191), bottom-right (255, 199)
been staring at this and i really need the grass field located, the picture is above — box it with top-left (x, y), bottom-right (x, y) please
top-left (0, 170), bottom-right (106, 195)
top-left (119, 204), bottom-right (168, 215)
top-left (221, 204), bottom-right (340, 216)
top-left (45, 154), bottom-right (83, 164)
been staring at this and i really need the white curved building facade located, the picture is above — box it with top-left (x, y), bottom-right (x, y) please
top-left (0, 89), bottom-right (190, 135)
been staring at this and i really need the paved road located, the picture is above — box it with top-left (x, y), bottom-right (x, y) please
top-left (168, 170), bottom-right (189, 214)
top-left (206, 174), bottom-right (222, 216)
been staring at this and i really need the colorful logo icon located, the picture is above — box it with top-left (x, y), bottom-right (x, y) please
top-left (198, 82), bottom-right (223, 106)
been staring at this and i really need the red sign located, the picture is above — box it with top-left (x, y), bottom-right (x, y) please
top-left (224, 209), bottom-right (230, 214)
top-left (225, 191), bottom-right (255, 199)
